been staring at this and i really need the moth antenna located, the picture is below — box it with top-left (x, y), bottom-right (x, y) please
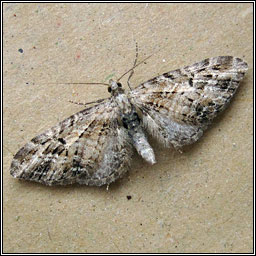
top-left (127, 42), bottom-right (139, 90)
top-left (44, 82), bottom-right (109, 87)
top-left (117, 54), bottom-right (153, 82)
top-left (117, 44), bottom-right (167, 82)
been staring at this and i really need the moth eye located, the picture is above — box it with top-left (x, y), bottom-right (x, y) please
top-left (117, 82), bottom-right (122, 87)
top-left (108, 87), bottom-right (112, 93)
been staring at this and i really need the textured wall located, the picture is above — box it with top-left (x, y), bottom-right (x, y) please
top-left (3, 3), bottom-right (253, 253)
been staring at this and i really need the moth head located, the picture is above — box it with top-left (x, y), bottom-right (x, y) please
top-left (108, 79), bottom-right (124, 95)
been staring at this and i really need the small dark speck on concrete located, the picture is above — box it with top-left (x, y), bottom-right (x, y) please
top-left (18, 48), bottom-right (23, 53)
top-left (126, 195), bottom-right (132, 200)
top-left (26, 82), bottom-right (29, 85)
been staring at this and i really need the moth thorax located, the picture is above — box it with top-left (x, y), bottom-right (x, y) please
top-left (115, 93), bottom-right (131, 113)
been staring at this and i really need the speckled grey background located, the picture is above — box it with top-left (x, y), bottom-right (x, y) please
top-left (3, 3), bottom-right (253, 253)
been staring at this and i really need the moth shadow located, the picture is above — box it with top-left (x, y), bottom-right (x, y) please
top-left (11, 177), bottom-right (109, 194)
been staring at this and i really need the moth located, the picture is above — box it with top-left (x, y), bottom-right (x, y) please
top-left (10, 56), bottom-right (248, 186)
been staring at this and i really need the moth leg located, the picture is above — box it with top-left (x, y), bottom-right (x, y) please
top-left (68, 98), bottom-right (107, 106)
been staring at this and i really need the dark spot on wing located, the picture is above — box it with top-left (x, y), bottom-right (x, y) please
top-left (189, 78), bottom-right (193, 86)
top-left (30, 160), bottom-right (52, 180)
top-left (163, 73), bottom-right (174, 79)
top-left (43, 144), bottom-right (52, 155)
top-left (196, 105), bottom-right (203, 114)
top-left (200, 58), bottom-right (210, 68)
top-left (72, 159), bottom-right (83, 176)
top-left (52, 145), bottom-right (65, 155)
top-left (78, 120), bottom-right (97, 138)
top-left (212, 66), bottom-right (220, 70)
top-left (31, 135), bottom-right (51, 145)
top-left (58, 138), bottom-right (66, 144)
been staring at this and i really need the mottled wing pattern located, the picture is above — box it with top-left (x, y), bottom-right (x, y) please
top-left (129, 56), bottom-right (248, 149)
top-left (10, 100), bottom-right (133, 186)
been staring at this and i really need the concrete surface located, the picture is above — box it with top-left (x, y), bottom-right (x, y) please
top-left (3, 3), bottom-right (253, 253)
